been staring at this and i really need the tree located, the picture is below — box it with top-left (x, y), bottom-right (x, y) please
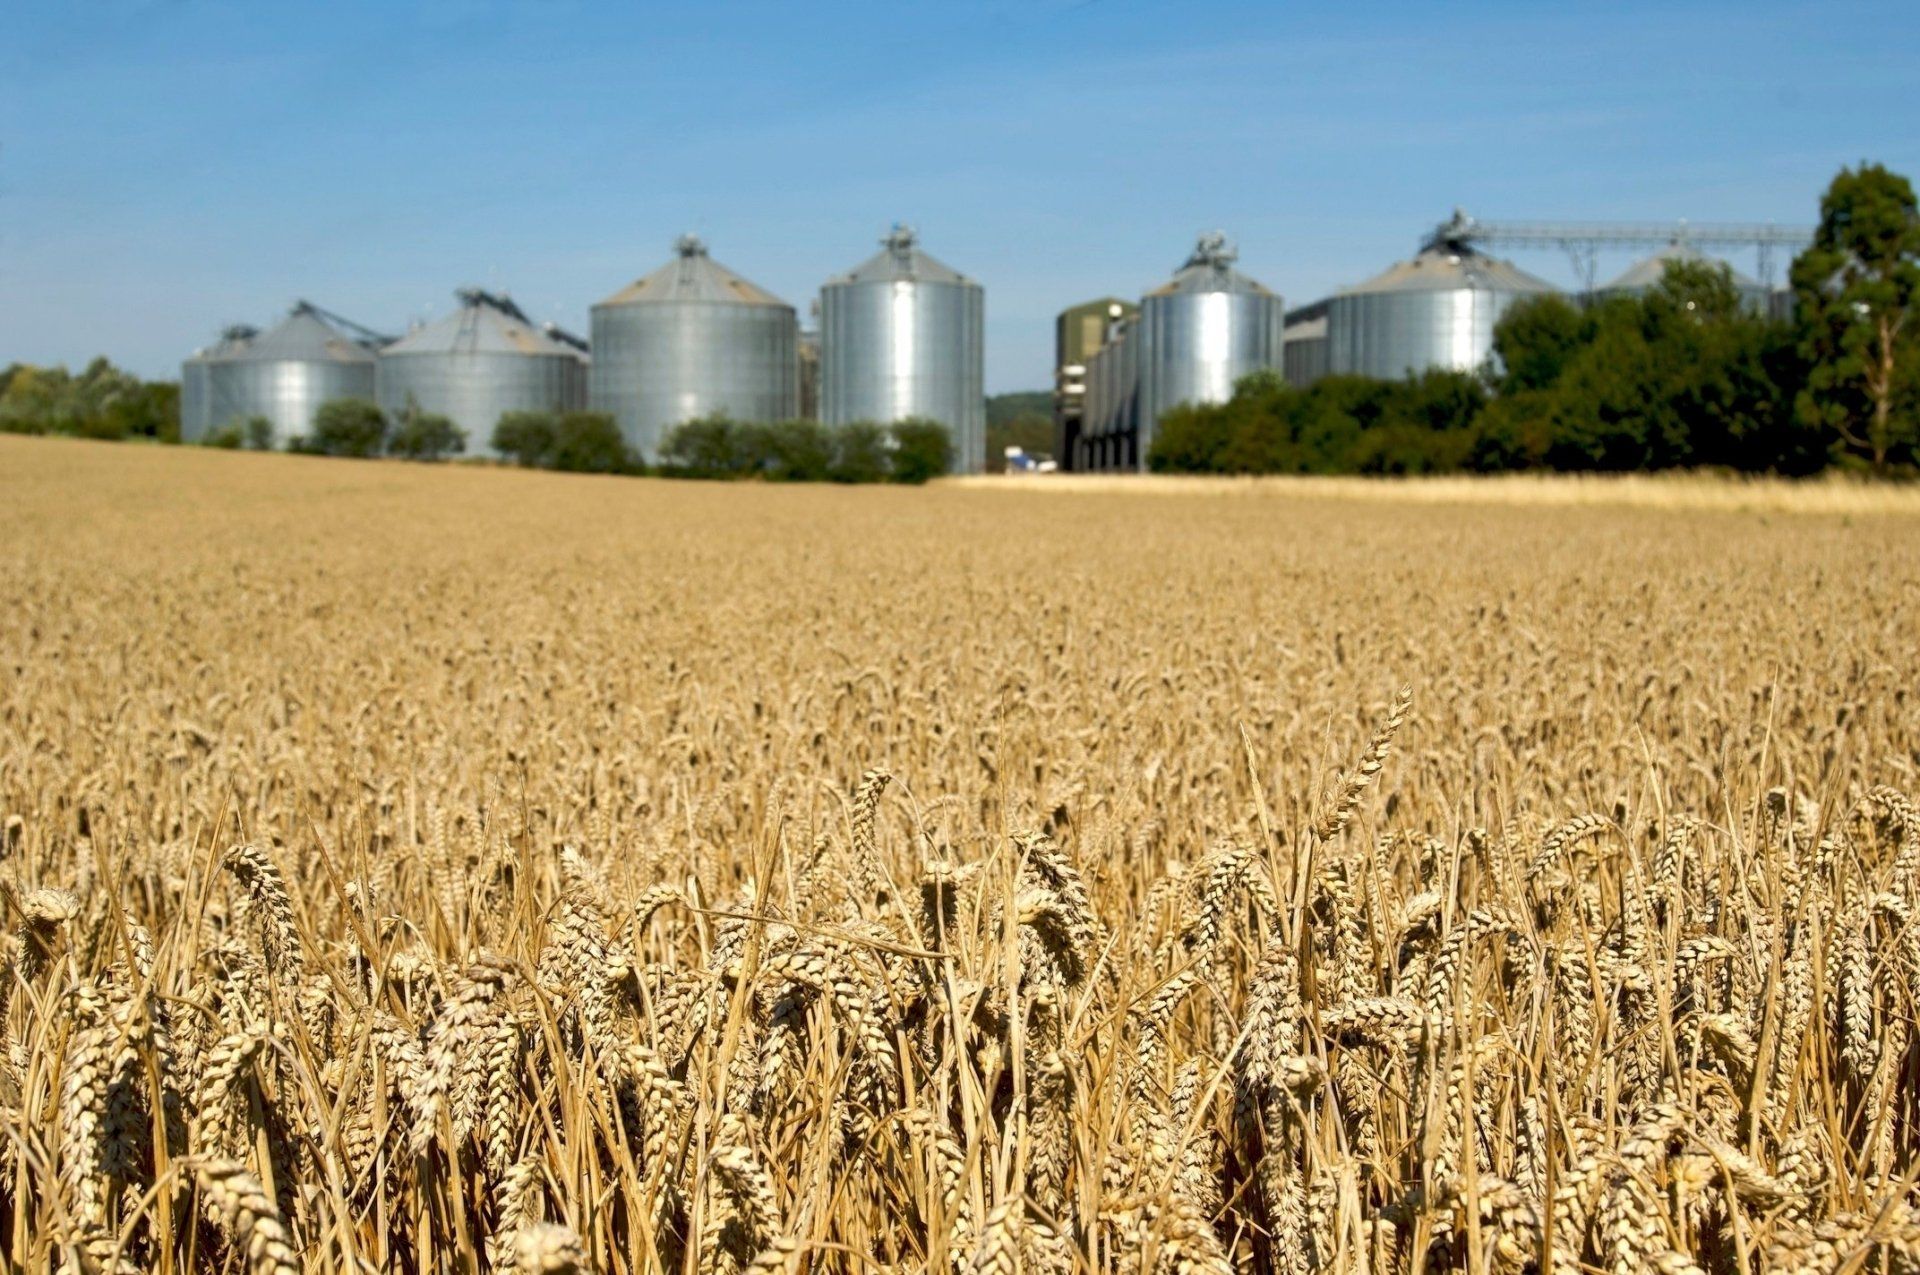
top-left (1474, 264), bottom-right (1810, 474)
top-left (1467, 390), bottom-right (1555, 471)
top-left (548, 412), bottom-right (632, 474)
top-left (388, 409), bottom-right (466, 461)
top-left (243, 416), bottom-right (275, 451)
top-left (202, 421), bottom-right (244, 449)
top-left (0, 358), bottom-right (175, 440)
top-left (1349, 369), bottom-right (1485, 473)
top-left (754, 420), bottom-right (833, 481)
top-left (0, 365), bottom-right (58, 435)
top-left (92, 378), bottom-right (179, 442)
top-left (147, 381), bottom-right (184, 444)
top-left (888, 419), bottom-right (954, 484)
top-left (1289, 376), bottom-right (1388, 472)
top-left (493, 411), bottom-right (557, 467)
top-left (1639, 262), bottom-right (1810, 471)
top-left (1147, 401), bottom-right (1231, 473)
top-left (658, 415), bottom-right (748, 478)
top-left (1791, 163), bottom-right (1920, 469)
top-left (830, 421), bottom-right (888, 483)
top-left (1492, 295), bottom-right (1595, 393)
top-left (310, 399), bottom-right (388, 458)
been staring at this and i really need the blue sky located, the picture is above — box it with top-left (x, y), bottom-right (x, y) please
top-left (3, 0), bottom-right (1916, 392)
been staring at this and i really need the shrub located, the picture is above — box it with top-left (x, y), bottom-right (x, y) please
top-left (549, 412), bottom-right (632, 474)
top-left (753, 420), bottom-right (833, 482)
top-left (888, 419), bottom-right (954, 484)
top-left (389, 411), bottom-right (466, 462)
top-left (202, 421), bottom-right (244, 449)
top-left (309, 399), bottom-right (387, 458)
top-left (658, 415), bottom-right (748, 478)
top-left (830, 421), bottom-right (888, 483)
top-left (493, 411), bottom-right (557, 467)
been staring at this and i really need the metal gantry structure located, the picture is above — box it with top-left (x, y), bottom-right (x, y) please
top-left (1426, 208), bottom-right (1816, 294)
top-left (292, 298), bottom-right (395, 349)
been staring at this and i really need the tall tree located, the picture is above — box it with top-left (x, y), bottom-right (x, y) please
top-left (1791, 163), bottom-right (1920, 469)
top-left (1492, 294), bottom-right (1594, 394)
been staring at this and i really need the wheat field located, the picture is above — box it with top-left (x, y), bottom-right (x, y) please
top-left (1, 435), bottom-right (1917, 1274)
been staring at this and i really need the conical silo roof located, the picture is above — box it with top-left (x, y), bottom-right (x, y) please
top-left (1342, 246), bottom-right (1556, 296)
top-left (825, 224), bottom-right (974, 287)
top-left (219, 304), bottom-right (377, 365)
top-left (187, 324), bottom-right (258, 363)
top-left (1603, 241), bottom-right (1763, 293)
top-left (596, 235), bottom-right (790, 308)
top-left (383, 290), bottom-right (583, 358)
top-left (1145, 232), bottom-right (1278, 298)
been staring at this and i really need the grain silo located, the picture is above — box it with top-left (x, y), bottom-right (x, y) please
top-left (1053, 298), bottom-right (1137, 472)
top-left (1598, 241), bottom-right (1770, 314)
top-left (203, 302), bottom-right (385, 446)
top-left (180, 325), bottom-right (257, 442)
top-left (797, 328), bottom-right (821, 422)
top-left (1326, 238), bottom-right (1555, 380)
top-left (1136, 232), bottom-right (1285, 456)
top-left (376, 290), bottom-right (587, 457)
top-left (589, 235), bottom-right (798, 460)
top-left (1282, 301), bottom-right (1330, 389)
top-left (819, 225), bottom-right (985, 473)
top-left (1080, 314), bottom-right (1140, 471)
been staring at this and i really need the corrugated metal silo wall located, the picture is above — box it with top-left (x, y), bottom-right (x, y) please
top-left (1080, 326), bottom-right (1139, 470)
top-left (180, 360), bottom-right (211, 442)
top-left (590, 301), bottom-right (797, 461)
top-left (378, 353), bottom-right (587, 457)
top-left (1137, 289), bottom-right (1284, 463)
top-left (204, 359), bottom-right (376, 447)
top-left (819, 277), bottom-right (986, 474)
top-left (1283, 336), bottom-right (1328, 388)
top-left (1327, 286), bottom-right (1533, 380)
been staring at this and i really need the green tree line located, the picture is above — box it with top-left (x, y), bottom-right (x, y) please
top-left (0, 359), bottom-right (178, 441)
top-left (201, 400), bottom-right (960, 484)
top-left (653, 415), bottom-right (954, 484)
top-left (1152, 163), bottom-right (1920, 477)
top-left (199, 399), bottom-right (469, 461)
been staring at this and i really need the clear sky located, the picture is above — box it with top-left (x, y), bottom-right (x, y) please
top-left (3, 0), bottom-right (1916, 392)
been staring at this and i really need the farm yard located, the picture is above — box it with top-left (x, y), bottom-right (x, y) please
top-left (1, 435), bottom-right (1917, 1273)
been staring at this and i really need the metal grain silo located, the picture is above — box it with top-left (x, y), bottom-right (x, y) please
top-left (180, 324), bottom-right (256, 442)
top-left (1136, 233), bottom-right (1285, 460)
top-left (1283, 301), bottom-right (1329, 389)
top-left (589, 235), bottom-right (797, 460)
top-left (377, 289), bottom-right (587, 457)
top-left (1597, 241), bottom-right (1770, 314)
top-left (204, 302), bottom-right (384, 446)
top-left (819, 225), bottom-right (985, 474)
top-left (1326, 240), bottom-right (1555, 380)
top-left (1078, 314), bottom-right (1141, 471)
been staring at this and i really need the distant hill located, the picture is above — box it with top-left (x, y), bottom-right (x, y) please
top-left (987, 391), bottom-right (1052, 428)
top-left (985, 391), bottom-right (1053, 470)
